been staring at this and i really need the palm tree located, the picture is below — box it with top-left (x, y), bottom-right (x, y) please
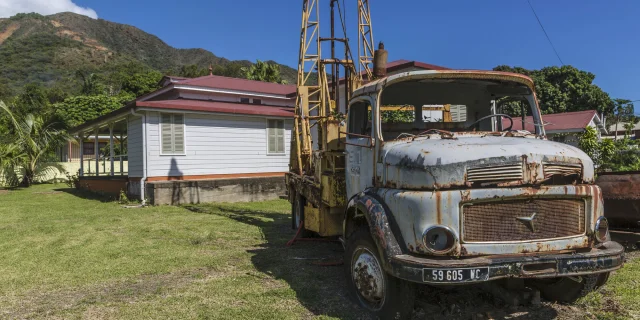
top-left (0, 101), bottom-right (68, 187)
top-left (241, 60), bottom-right (287, 84)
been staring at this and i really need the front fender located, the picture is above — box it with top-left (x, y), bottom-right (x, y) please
top-left (346, 193), bottom-right (404, 268)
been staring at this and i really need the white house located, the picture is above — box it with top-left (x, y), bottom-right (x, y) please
top-left (68, 74), bottom-right (296, 204)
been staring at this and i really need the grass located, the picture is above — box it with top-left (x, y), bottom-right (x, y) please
top-left (0, 184), bottom-right (359, 319)
top-left (0, 184), bottom-right (638, 319)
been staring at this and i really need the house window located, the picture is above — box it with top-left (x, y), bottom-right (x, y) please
top-left (240, 98), bottom-right (250, 103)
top-left (252, 99), bottom-right (262, 105)
top-left (267, 119), bottom-right (285, 154)
top-left (83, 141), bottom-right (107, 156)
top-left (161, 113), bottom-right (185, 155)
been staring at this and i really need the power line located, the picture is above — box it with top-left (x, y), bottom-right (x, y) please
top-left (527, 0), bottom-right (565, 66)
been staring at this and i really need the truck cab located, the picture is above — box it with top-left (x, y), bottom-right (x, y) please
top-left (338, 70), bottom-right (624, 318)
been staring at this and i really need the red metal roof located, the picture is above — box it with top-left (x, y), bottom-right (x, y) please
top-left (176, 75), bottom-right (296, 96)
top-left (136, 100), bottom-right (294, 118)
top-left (505, 110), bottom-right (598, 132)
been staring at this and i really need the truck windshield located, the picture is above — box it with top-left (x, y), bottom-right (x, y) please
top-left (377, 77), bottom-right (543, 141)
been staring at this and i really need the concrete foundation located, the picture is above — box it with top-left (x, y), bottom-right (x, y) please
top-left (146, 176), bottom-right (286, 205)
top-left (78, 176), bottom-right (129, 196)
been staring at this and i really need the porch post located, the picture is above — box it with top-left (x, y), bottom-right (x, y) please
top-left (79, 134), bottom-right (84, 177)
top-left (109, 123), bottom-right (114, 176)
top-left (120, 130), bottom-right (124, 176)
top-left (94, 127), bottom-right (99, 177)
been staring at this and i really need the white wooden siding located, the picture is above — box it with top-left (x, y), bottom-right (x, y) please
top-left (127, 115), bottom-right (144, 177)
top-left (145, 112), bottom-right (292, 177)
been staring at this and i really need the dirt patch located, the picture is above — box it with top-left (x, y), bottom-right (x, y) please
top-left (0, 268), bottom-right (225, 319)
top-left (0, 190), bottom-right (9, 195)
top-left (0, 23), bottom-right (19, 45)
top-left (33, 191), bottom-right (63, 195)
top-left (410, 284), bottom-right (591, 320)
top-left (55, 29), bottom-right (109, 51)
top-left (51, 20), bottom-right (63, 27)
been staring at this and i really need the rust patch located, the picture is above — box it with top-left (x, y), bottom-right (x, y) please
top-left (435, 192), bottom-right (442, 224)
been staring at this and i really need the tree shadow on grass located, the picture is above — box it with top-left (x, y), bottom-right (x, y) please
top-left (54, 188), bottom-right (118, 203)
top-left (184, 204), bottom-right (561, 320)
top-left (184, 204), bottom-right (365, 319)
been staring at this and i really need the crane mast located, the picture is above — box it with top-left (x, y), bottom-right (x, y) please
top-left (292, 0), bottom-right (374, 176)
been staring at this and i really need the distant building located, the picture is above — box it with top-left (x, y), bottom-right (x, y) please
top-left (606, 121), bottom-right (640, 140)
top-left (507, 110), bottom-right (608, 147)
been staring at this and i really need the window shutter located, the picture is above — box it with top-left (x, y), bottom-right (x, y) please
top-left (173, 114), bottom-right (184, 153)
top-left (276, 120), bottom-right (285, 153)
top-left (161, 114), bottom-right (173, 154)
top-left (267, 120), bottom-right (276, 153)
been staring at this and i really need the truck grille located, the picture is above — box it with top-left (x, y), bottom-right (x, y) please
top-left (466, 164), bottom-right (523, 183)
top-left (543, 163), bottom-right (582, 177)
top-left (462, 199), bottom-right (586, 242)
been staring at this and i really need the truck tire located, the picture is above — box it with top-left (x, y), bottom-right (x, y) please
top-left (595, 272), bottom-right (610, 288)
top-left (345, 228), bottom-right (415, 319)
top-left (291, 193), bottom-right (311, 237)
top-left (534, 274), bottom-right (603, 303)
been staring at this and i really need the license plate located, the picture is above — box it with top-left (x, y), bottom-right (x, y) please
top-left (423, 267), bottom-right (490, 283)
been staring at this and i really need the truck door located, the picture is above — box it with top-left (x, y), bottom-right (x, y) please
top-left (345, 99), bottom-right (374, 198)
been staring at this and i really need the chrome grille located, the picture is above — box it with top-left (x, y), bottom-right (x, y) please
top-left (467, 164), bottom-right (523, 183)
top-left (462, 199), bottom-right (586, 242)
top-left (544, 163), bottom-right (582, 177)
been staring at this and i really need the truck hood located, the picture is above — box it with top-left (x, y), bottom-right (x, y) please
top-left (382, 135), bottom-right (594, 190)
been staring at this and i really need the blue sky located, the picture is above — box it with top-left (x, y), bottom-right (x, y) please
top-left (71, 1), bottom-right (639, 111)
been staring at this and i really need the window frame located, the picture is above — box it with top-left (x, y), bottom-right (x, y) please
top-left (346, 96), bottom-right (375, 146)
top-left (159, 112), bottom-right (187, 156)
top-left (266, 118), bottom-right (286, 156)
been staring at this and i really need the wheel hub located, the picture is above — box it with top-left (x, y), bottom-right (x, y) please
top-left (352, 247), bottom-right (385, 305)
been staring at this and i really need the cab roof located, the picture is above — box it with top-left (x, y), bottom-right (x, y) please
top-left (353, 70), bottom-right (536, 98)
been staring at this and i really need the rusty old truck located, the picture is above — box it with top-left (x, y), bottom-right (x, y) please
top-left (286, 68), bottom-right (624, 319)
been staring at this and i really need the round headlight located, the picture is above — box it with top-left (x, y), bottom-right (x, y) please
top-left (423, 226), bottom-right (457, 254)
top-left (595, 216), bottom-right (609, 243)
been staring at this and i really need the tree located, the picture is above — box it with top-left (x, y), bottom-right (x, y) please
top-left (120, 70), bottom-right (162, 97)
top-left (241, 60), bottom-right (287, 84)
top-left (0, 79), bottom-right (12, 102)
top-left (610, 99), bottom-right (636, 139)
top-left (12, 83), bottom-right (51, 115)
top-left (493, 65), bottom-right (613, 116)
top-left (579, 126), bottom-right (640, 172)
top-left (54, 94), bottom-right (128, 128)
top-left (75, 70), bottom-right (104, 95)
top-left (0, 101), bottom-right (68, 187)
top-left (178, 64), bottom-right (209, 78)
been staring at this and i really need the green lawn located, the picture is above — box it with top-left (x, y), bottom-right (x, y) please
top-left (0, 184), bottom-right (359, 319)
top-left (0, 184), bottom-right (638, 319)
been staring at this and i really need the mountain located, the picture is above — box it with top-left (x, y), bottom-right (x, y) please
top-left (0, 12), bottom-right (297, 93)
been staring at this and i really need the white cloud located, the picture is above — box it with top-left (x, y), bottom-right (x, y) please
top-left (0, 0), bottom-right (98, 19)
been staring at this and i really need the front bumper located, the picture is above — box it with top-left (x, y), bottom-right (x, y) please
top-left (389, 241), bottom-right (624, 284)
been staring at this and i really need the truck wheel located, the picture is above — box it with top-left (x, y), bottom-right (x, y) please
top-left (534, 274), bottom-right (600, 303)
top-left (345, 228), bottom-right (415, 319)
top-left (291, 193), bottom-right (311, 237)
top-left (595, 272), bottom-right (610, 288)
